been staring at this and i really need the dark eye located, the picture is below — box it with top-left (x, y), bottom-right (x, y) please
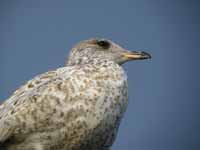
top-left (97, 40), bottom-right (110, 49)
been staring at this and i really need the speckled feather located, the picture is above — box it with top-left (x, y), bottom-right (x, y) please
top-left (0, 62), bottom-right (128, 150)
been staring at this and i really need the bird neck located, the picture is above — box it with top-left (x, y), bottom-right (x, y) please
top-left (66, 57), bottom-right (126, 80)
top-left (66, 57), bottom-right (118, 67)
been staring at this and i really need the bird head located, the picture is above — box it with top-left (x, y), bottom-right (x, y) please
top-left (66, 38), bottom-right (151, 66)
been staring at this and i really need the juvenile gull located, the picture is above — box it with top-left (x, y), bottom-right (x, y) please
top-left (0, 38), bottom-right (151, 150)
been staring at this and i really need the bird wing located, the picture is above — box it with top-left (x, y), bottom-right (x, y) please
top-left (0, 66), bottom-right (76, 143)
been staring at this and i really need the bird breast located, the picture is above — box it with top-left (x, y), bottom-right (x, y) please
top-left (65, 62), bottom-right (128, 129)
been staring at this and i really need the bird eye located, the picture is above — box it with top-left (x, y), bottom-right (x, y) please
top-left (97, 40), bottom-right (110, 49)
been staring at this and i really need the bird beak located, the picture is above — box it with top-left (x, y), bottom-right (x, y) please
top-left (122, 51), bottom-right (151, 60)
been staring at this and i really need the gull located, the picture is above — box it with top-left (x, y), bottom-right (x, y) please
top-left (0, 38), bottom-right (151, 150)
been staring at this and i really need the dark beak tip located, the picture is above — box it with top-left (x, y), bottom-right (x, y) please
top-left (141, 51), bottom-right (152, 59)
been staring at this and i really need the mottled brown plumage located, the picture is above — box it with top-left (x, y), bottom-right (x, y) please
top-left (0, 38), bottom-right (151, 150)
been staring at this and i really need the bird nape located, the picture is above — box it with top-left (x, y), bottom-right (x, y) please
top-left (0, 38), bottom-right (151, 150)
